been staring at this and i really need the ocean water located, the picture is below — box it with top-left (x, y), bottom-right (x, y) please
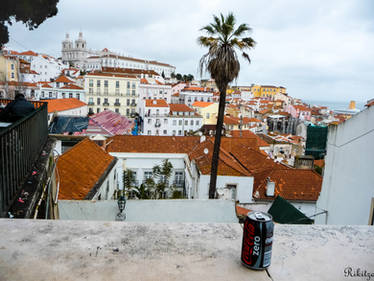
top-left (302, 99), bottom-right (365, 111)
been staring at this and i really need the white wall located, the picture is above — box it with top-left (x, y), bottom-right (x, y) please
top-left (197, 175), bottom-right (254, 203)
top-left (315, 106), bottom-right (374, 225)
top-left (92, 159), bottom-right (121, 201)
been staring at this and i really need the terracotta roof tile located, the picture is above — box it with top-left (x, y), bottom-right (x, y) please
top-left (41, 98), bottom-right (87, 113)
top-left (252, 168), bottom-right (322, 201)
top-left (192, 101), bottom-right (214, 107)
top-left (57, 139), bottom-right (115, 200)
top-left (60, 84), bottom-right (84, 90)
top-left (169, 104), bottom-right (194, 112)
top-left (145, 99), bottom-right (169, 107)
top-left (55, 75), bottom-right (74, 83)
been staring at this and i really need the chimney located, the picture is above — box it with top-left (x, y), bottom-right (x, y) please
top-left (294, 155), bottom-right (314, 169)
top-left (266, 178), bottom-right (275, 197)
top-left (349, 100), bottom-right (356, 110)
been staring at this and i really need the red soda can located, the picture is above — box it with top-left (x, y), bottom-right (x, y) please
top-left (241, 211), bottom-right (274, 270)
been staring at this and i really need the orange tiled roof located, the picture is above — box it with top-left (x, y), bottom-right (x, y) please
top-left (169, 104), bottom-right (194, 112)
top-left (314, 159), bottom-right (325, 168)
top-left (145, 99), bottom-right (169, 107)
top-left (19, 50), bottom-right (38, 56)
top-left (229, 131), bottom-right (270, 147)
top-left (41, 98), bottom-right (87, 113)
top-left (172, 92), bottom-right (180, 97)
top-left (224, 115), bottom-right (240, 125)
top-left (294, 105), bottom-right (311, 112)
top-left (57, 139), bottom-right (116, 200)
top-left (40, 83), bottom-right (52, 88)
top-left (182, 87), bottom-right (206, 92)
top-left (55, 75), bottom-right (74, 83)
top-left (140, 78), bottom-right (148, 84)
top-left (252, 168), bottom-right (322, 201)
top-left (60, 84), bottom-right (84, 90)
top-left (192, 101), bottom-right (214, 108)
top-left (155, 80), bottom-right (163, 85)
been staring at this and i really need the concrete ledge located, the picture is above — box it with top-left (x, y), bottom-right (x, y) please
top-left (0, 219), bottom-right (373, 281)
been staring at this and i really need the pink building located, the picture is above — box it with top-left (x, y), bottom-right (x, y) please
top-left (286, 104), bottom-right (312, 121)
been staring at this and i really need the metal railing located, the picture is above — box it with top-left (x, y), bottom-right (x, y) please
top-left (0, 99), bottom-right (48, 217)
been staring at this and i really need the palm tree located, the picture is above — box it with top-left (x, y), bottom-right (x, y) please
top-left (198, 12), bottom-right (255, 198)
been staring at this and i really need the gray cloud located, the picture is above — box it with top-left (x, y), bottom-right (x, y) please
top-left (5, 0), bottom-right (374, 103)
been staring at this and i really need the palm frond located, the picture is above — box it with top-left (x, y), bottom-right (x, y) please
top-left (200, 25), bottom-right (215, 35)
top-left (231, 23), bottom-right (251, 37)
top-left (225, 12), bottom-right (236, 27)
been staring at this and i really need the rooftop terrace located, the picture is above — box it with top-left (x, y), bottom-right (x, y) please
top-left (0, 219), bottom-right (373, 281)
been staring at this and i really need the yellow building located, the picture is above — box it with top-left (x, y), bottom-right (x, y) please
top-left (191, 101), bottom-right (218, 125)
top-left (84, 72), bottom-right (139, 116)
top-left (0, 55), bottom-right (19, 82)
top-left (251, 85), bottom-right (286, 99)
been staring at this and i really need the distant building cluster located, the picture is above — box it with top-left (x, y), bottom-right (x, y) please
top-left (1, 31), bottom-right (373, 226)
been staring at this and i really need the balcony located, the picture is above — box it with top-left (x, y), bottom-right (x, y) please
top-left (155, 123), bottom-right (161, 128)
top-left (114, 102), bottom-right (121, 106)
top-left (0, 99), bottom-right (48, 218)
top-left (88, 102), bottom-right (94, 106)
top-left (103, 102), bottom-right (110, 106)
top-left (131, 102), bottom-right (137, 107)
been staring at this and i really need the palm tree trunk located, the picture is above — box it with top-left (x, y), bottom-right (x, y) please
top-left (208, 84), bottom-right (227, 198)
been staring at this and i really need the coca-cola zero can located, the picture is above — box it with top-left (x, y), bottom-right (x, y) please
top-left (241, 211), bottom-right (274, 270)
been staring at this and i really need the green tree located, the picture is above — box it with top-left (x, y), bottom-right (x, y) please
top-left (152, 159), bottom-right (173, 199)
top-left (198, 12), bottom-right (255, 198)
top-left (123, 169), bottom-right (136, 198)
top-left (161, 70), bottom-right (165, 79)
top-left (176, 73), bottom-right (182, 81)
top-left (0, 0), bottom-right (59, 47)
top-left (187, 74), bottom-right (194, 82)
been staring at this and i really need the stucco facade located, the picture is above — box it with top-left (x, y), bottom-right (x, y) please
top-left (315, 105), bottom-right (374, 225)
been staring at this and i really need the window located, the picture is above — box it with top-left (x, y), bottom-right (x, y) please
top-left (206, 113), bottom-right (210, 119)
top-left (148, 119), bottom-right (151, 124)
top-left (127, 81), bottom-right (130, 88)
top-left (49, 92), bottom-right (52, 98)
top-left (116, 81), bottom-right (119, 88)
top-left (173, 120), bottom-right (177, 126)
top-left (190, 120), bottom-right (194, 126)
top-left (11, 64), bottom-right (14, 70)
top-left (155, 130), bottom-right (159, 135)
top-left (175, 171), bottom-right (184, 184)
top-left (77, 94), bottom-right (80, 100)
top-left (62, 93), bottom-right (65, 98)
top-left (163, 130), bottom-right (167, 135)
top-left (156, 109), bottom-right (160, 115)
top-left (97, 80), bottom-right (101, 87)
top-left (126, 99), bottom-right (130, 106)
top-left (132, 89), bottom-right (136, 96)
top-left (172, 130), bottom-right (176, 136)
top-left (89, 97), bottom-right (93, 104)
top-left (147, 130), bottom-right (151, 135)
top-left (196, 120), bottom-right (199, 126)
top-left (89, 88), bottom-right (93, 94)
top-left (126, 108), bottom-right (130, 116)
top-left (104, 80), bottom-right (108, 87)
top-left (185, 120), bottom-right (188, 125)
top-left (97, 108), bottom-right (100, 113)
top-left (178, 120), bottom-right (182, 126)
top-left (115, 108), bottom-right (119, 113)
top-left (69, 93), bottom-right (73, 98)
top-left (97, 98), bottom-right (101, 105)
top-left (131, 99), bottom-right (135, 105)
top-left (89, 79), bottom-right (93, 87)
top-left (11, 73), bottom-right (14, 78)
top-left (178, 130), bottom-right (182, 135)
top-left (144, 171), bottom-right (152, 179)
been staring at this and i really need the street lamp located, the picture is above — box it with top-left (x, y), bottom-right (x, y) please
top-left (116, 190), bottom-right (126, 221)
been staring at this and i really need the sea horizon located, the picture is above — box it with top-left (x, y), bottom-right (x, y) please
top-left (302, 99), bottom-right (366, 111)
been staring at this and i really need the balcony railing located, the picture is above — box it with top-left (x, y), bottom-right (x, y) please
top-left (0, 99), bottom-right (48, 217)
top-left (114, 102), bottom-right (121, 106)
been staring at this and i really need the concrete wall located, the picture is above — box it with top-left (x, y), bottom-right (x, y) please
top-left (316, 106), bottom-right (374, 225)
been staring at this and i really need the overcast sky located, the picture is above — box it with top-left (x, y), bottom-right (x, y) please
top-left (5, 0), bottom-right (374, 103)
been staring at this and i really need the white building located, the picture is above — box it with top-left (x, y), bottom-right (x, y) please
top-left (138, 77), bottom-right (172, 107)
top-left (315, 104), bottom-right (374, 225)
top-left (61, 32), bottom-right (176, 77)
top-left (179, 87), bottom-right (214, 106)
top-left (106, 135), bottom-right (254, 202)
top-left (38, 81), bottom-right (85, 101)
top-left (141, 100), bottom-right (203, 136)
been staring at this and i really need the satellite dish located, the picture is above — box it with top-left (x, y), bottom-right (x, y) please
top-left (204, 148), bottom-right (209, 155)
top-left (200, 135), bottom-right (206, 143)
